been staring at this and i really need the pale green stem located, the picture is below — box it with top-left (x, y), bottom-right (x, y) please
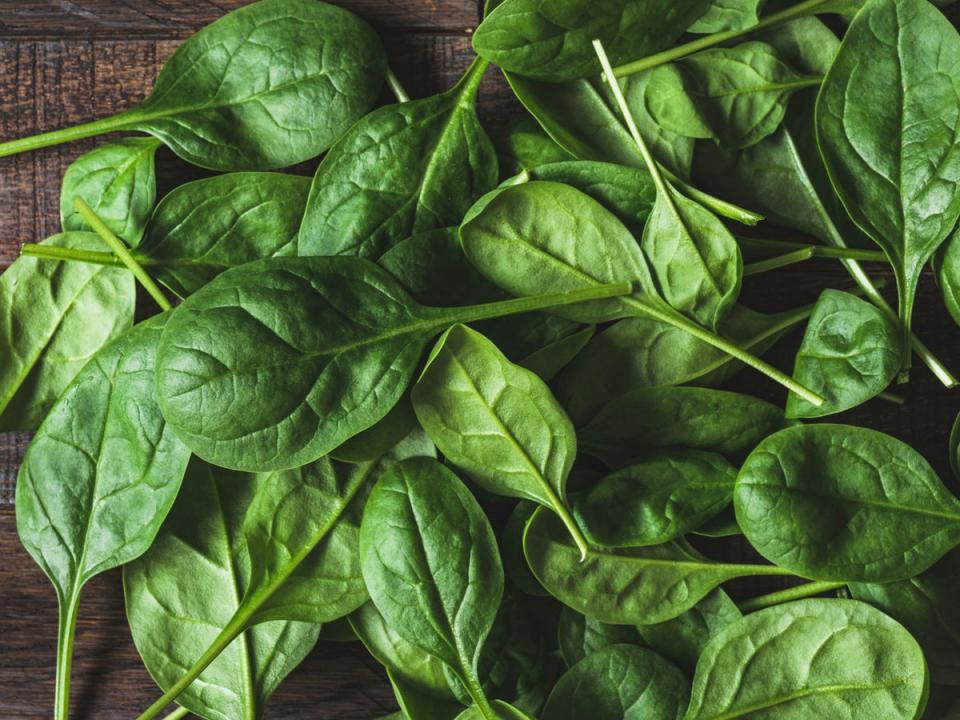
top-left (739, 581), bottom-right (846, 612)
top-left (458, 660), bottom-right (499, 720)
top-left (878, 390), bottom-right (905, 405)
top-left (667, 171), bottom-right (764, 226)
top-left (736, 236), bottom-right (887, 262)
top-left (54, 591), bottom-right (81, 720)
top-left (743, 247), bottom-right (815, 276)
top-left (73, 198), bottom-right (172, 311)
top-left (612, 0), bottom-right (837, 77)
top-left (21, 243), bottom-right (126, 267)
top-left (159, 707), bottom-right (190, 720)
top-left (0, 110), bottom-right (137, 158)
top-left (386, 67), bottom-right (411, 103)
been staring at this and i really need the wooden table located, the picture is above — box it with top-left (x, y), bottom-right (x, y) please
top-left (3, 3), bottom-right (960, 718)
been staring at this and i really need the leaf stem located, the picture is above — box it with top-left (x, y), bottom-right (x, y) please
top-left (451, 281), bottom-right (634, 325)
top-left (73, 197), bottom-right (172, 311)
top-left (667, 173), bottom-right (764, 226)
top-left (739, 580), bottom-right (846, 612)
top-left (0, 110), bottom-right (136, 158)
top-left (743, 247), bottom-right (815, 276)
top-left (736, 236), bottom-right (887, 262)
top-left (458, 659), bottom-right (499, 720)
top-left (54, 591), bottom-right (81, 720)
top-left (878, 390), bottom-right (905, 405)
top-left (612, 0), bottom-right (838, 78)
top-left (385, 66), bottom-right (411, 103)
top-left (21, 243), bottom-right (126, 267)
top-left (159, 707), bottom-right (190, 720)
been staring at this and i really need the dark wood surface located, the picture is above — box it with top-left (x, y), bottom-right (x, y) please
top-left (3, 2), bottom-right (960, 719)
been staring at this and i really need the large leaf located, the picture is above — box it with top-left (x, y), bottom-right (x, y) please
top-left (523, 508), bottom-right (790, 625)
top-left (736, 424), bottom-right (960, 582)
top-left (124, 459), bottom-right (318, 720)
top-left (60, 136), bottom-right (161, 245)
top-left (359, 458), bottom-right (504, 708)
top-left (138, 172), bottom-right (310, 297)
top-left (299, 58), bottom-right (497, 259)
top-left (472, 0), bottom-right (711, 82)
top-left (786, 289), bottom-right (903, 419)
top-left (816, 0), bottom-right (960, 344)
top-left (689, 0), bottom-right (765, 32)
top-left (541, 644), bottom-right (689, 720)
top-left (412, 324), bottom-right (585, 553)
top-left (684, 600), bottom-right (929, 720)
top-left (156, 255), bottom-right (624, 472)
top-left (0, 233), bottom-right (134, 430)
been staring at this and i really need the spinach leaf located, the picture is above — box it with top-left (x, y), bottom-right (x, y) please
top-left (524, 507), bottom-right (790, 625)
top-left (60, 137), bottom-right (161, 245)
top-left (502, 502), bottom-right (548, 597)
top-left (689, 0), bottom-right (765, 32)
top-left (952, 410), bottom-right (960, 482)
top-left (936, 228), bottom-right (960, 329)
top-left (816, 0), bottom-right (960, 356)
top-left (634, 589), bottom-right (742, 675)
top-left (0, 0), bottom-right (387, 170)
top-left (555, 303), bottom-right (810, 425)
top-left (518, 325), bottom-right (594, 381)
top-left (0, 233), bottom-right (134, 430)
top-left (646, 41), bottom-right (820, 149)
top-left (391, 671), bottom-right (466, 720)
top-left (578, 387), bottom-right (790, 467)
top-left (139, 172), bottom-right (311, 297)
top-left (299, 58), bottom-right (497, 259)
top-left (850, 550), bottom-right (960, 686)
top-left (412, 323), bottom-right (588, 556)
top-left (786, 289), bottom-right (903, 419)
top-left (472, 0), bottom-right (712, 82)
top-left (16, 316), bottom-right (191, 720)
top-left (574, 451), bottom-right (736, 547)
top-left (684, 600), bottom-right (929, 720)
top-left (735, 424), bottom-right (960, 583)
top-left (541, 644), bottom-right (689, 720)
top-left (359, 458), bottom-right (504, 717)
top-left (494, 116), bottom-right (574, 176)
top-left (557, 608), bottom-right (642, 667)
top-left (156, 255), bottom-right (629, 472)
top-left (124, 459), bottom-right (318, 720)
top-left (455, 701), bottom-right (536, 720)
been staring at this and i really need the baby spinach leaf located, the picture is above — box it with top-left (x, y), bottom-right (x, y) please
top-left (412, 324), bottom-right (588, 556)
top-left (524, 507), bottom-right (790, 625)
top-left (646, 41), bottom-right (820, 149)
top-left (635, 589), bottom-right (742, 675)
top-left (503, 502), bottom-right (548, 597)
top-left (472, 0), bottom-right (712, 82)
top-left (935, 228), bottom-right (960, 328)
top-left (0, 233), bottom-right (134, 431)
top-left (139, 172), bottom-right (311, 297)
top-left (16, 316), bottom-right (191, 720)
top-left (455, 701), bottom-right (536, 720)
top-left (850, 550), bottom-right (960, 686)
top-left (359, 458), bottom-right (504, 716)
top-left (299, 58), bottom-right (497, 259)
top-left (735, 424), bottom-right (960, 583)
top-left (542, 644), bottom-right (689, 720)
top-left (684, 599), bottom-right (929, 720)
top-left (817, 0), bottom-right (960, 354)
top-left (574, 451), bottom-right (737, 547)
top-left (156, 255), bottom-right (629, 472)
top-left (60, 137), bottom-right (161, 245)
top-left (124, 459), bottom-right (318, 720)
top-left (578, 387), bottom-right (790, 467)
top-left (689, 0), bottom-right (765, 32)
top-left (555, 303), bottom-right (810, 424)
top-left (786, 289), bottom-right (903, 419)
top-left (390, 671), bottom-right (466, 720)
top-left (0, 0), bottom-right (387, 170)
top-left (557, 608), bottom-right (642, 667)
top-left (518, 324), bottom-right (594, 382)
top-left (494, 116), bottom-right (574, 176)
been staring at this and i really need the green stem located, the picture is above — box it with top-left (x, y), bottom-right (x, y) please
top-left (458, 660), bottom-right (499, 720)
top-left (451, 281), bottom-right (634, 324)
top-left (739, 581), bottom-right (846, 612)
top-left (22, 243), bottom-right (126, 267)
top-left (0, 110), bottom-right (137, 158)
top-left (897, 279), bottom-right (913, 381)
top-left (612, 0), bottom-right (836, 77)
top-left (54, 591), bottom-right (81, 720)
top-left (385, 66), bottom-right (411, 103)
top-left (878, 390), bottom-right (905, 405)
top-left (667, 172), bottom-right (764, 226)
top-left (73, 198), bottom-right (172, 311)
top-left (743, 247), bottom-right (815, 276)
top-left (736, 236), bottom-right (888, 262)
top-left (159, 707), bottom-right (190, 720)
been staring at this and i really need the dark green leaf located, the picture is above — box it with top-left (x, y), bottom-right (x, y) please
top-left (557, 608), bottom-right (641, 667)
top-left (494, 116), bottom-right (574, 176)
top-left (689, 0), bottom-right (765, 32)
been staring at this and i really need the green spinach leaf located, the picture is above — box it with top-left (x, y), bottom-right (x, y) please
top-left (0, 0), bottom-right (387, 170)
top-left (60, 137), bottom-right (161, 245)
top-left (541, 644), bottom-right (689, 720)
top-left (689, 0), bottom-right (765, 32)
top-left (557, 608), bottom-right (642, 668)
top-left (684, 600), bottom-right (929, 720)
top-left (817, 0), bottom-right (960, 355)
top-left (735, 424), bottom-right (960, 582)
top-left (575, 451), bottom-right (736, 547)
top-left (299, 58), bottom-right (497, 259)
top-left (494, 116), bottom-right (574, 176)
top-left (0, 233), bottom-right (134, 430)
top-left (786, 289), bottom-right (903, 419)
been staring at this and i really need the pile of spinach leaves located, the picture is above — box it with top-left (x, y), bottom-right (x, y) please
top-left (3, 0), bottom-right (960, 718)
